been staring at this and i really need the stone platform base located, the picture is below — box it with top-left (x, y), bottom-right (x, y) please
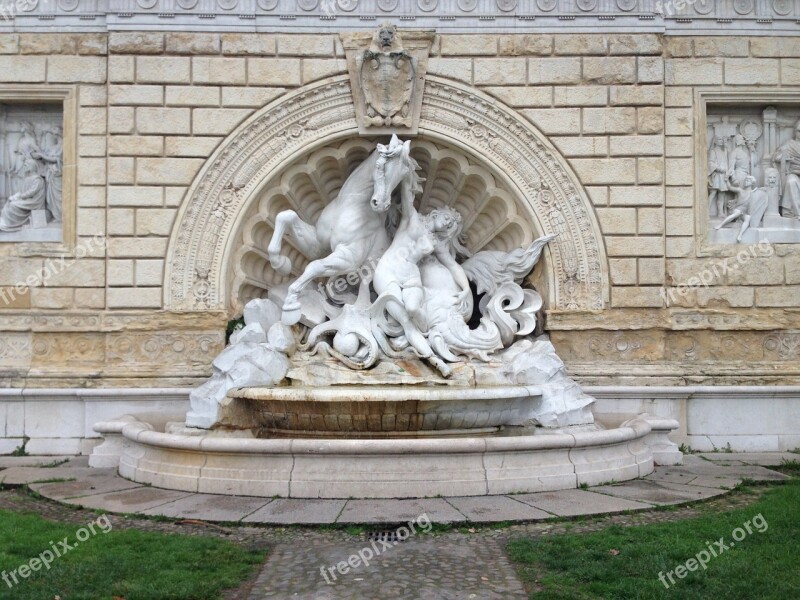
top-left (89, 414), bottom-right (679, 499)
top-left (0, 453), bottom-right (790, 525)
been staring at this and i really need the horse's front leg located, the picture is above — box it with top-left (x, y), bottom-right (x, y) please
top-left (282, 245), bottom-right (360, 325)
top-left (267, 210), bottom-right (323, 275)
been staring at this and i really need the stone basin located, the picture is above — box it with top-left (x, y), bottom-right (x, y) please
top-left (221, 384), bottom-right (543, 437)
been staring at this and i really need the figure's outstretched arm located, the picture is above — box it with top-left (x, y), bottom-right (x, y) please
top-left (435, 247), bottom-right (469, 290)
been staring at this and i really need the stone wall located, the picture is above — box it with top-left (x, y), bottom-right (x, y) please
top-left (0, 31), bottom-right (798, 388)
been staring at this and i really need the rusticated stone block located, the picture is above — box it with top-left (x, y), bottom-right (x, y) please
top-left (192, 108), bottom-right (253, 136)
top-left (582, 107), bottom-right (636, 135)
top-left (107, 287), bottom-right (162, 309)
top-left (528, 58), bottom-right (581, 84)
top-left (612, 287), bottom-right (664, 308)
top-left (555, 34), bottom-right (607, 56)
top-left (596, 207), bottom-right (637, 235)
top-left (165, 33), bottom-right (220, 55)
top-left (137, 107), bottom-right (191, 135)
top-left (571, 158), bottom-right (637, 185)
top-left (638, 207), bottom-right (665, 234)
top-left (221, 34), bottom-right (276, 56)
top-left (474, 58), bottom-right (526, 85)
top-left (750, 37), bottom-right (800, 58)
top-left (498, 35), bottom-right (552, 57)
top-left (0, 56), bottom-right (46, 82)
top-left (192, 57), bottom-right (246, 85)
top-left (277, 34), bottom-right (335, 57)
top-left (724, 58), bottom-right (779, 86)
top-left (441, 35), bottom-right (497, 56)
top-left (166, 85), bottom-right (220, 107)
top-left (583, 57), bottom-right (636, 85)
top-left (108, 136), bottom-right (163, 157)
top-left (137, 57), bottom-right (191, 84)
top-left (109, 33), bottom-right (165, 55)
top-left (637, 107), bottom-right (664, 134)
top-left (521, 108), bottom-right (581, 136)
top-left (694, 38), bottom-right (749, 57)
top-left (665, 58), bottom-right (723, 85)
top-left (136, 158), bottom-right (204, 185)
top-left (248, 58), bottom-right (301, 86)
top-left (109, 84), bottom-right (164, 106)
top-left (608, 34), bottom-right (662, 56)
top-left (48, 56), bottom-right (107, 84)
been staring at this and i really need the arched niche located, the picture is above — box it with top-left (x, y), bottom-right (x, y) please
top-left (164, 75), bottom-right (608, 315)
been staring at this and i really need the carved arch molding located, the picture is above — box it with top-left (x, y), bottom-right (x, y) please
top-left (164, 75), bottom-right (609, 315)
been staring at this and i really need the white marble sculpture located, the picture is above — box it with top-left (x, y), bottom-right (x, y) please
top-left (187, 135), bottom-right (595, 430)
top-left (707, 108), bottom-right (800, 243)
top-left (772, 119), bottom-right (800, 219)
top-left (0, 117), bottom-right (63, 236)
top-left (714, 175), bottom-right (768, 242)
top-left (707, 135), bottom-right (729, 218)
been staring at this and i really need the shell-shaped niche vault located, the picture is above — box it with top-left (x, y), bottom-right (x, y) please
top-left (231, 137), bottom-right (536, 312)
top-left (164, 75), bottom-right (608, 315)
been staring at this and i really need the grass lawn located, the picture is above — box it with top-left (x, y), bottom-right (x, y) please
top-left (508, 478), bottom-right (800, 599)
top-left (0, 509), bottom-right (266, 600)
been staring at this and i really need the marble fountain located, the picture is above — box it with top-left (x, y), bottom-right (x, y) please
top-left (91, 136), bottom-right (680, 499)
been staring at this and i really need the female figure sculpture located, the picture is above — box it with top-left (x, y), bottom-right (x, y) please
top-left (371, 163), bottom-right (467, 376)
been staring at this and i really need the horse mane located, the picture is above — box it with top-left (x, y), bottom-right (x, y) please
top-left (406, 154), bottom-right (424, 196)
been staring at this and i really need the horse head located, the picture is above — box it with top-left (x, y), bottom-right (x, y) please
top-left (371, 134), bottom-right (411, 213)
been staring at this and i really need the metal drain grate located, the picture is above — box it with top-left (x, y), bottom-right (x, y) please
top-left (366, 528), bottom-right (405, 544)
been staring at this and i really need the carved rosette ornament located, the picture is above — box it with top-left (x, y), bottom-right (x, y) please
top-left (165, 68), bottom-right (608, 313)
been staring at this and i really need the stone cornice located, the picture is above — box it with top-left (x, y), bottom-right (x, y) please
top-left (1, 0), bottom-right (799, 35)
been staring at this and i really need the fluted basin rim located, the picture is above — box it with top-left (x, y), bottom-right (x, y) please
top-left (227, 384), bottom-right (543, 403)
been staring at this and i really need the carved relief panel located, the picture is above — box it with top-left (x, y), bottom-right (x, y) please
top-left (0, 103), bottom-right (64, 243)
top-left (704, 101), bottom-right (800, 245)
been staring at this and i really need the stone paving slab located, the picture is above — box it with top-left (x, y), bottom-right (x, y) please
top-left (591, 480), bottom-right (727, 506)
top-left (698, 452), bottom-right (798, 466)
top-left (63, 486), bottom-right (191, 513)
top-left (681, 475), bottom-right (743, 490)
top-left (337, 498), bottom-right (466, 524)
top-left (248, 535), bottom-right (527, 599)
top-left (719, 465), bottom-right (790, 481)
top-left (445, 495), bottom-right (551, 522)
top-left (512, 488), bottom-right (654, 516)
top-left (0, 466), bottom-right (105, 485)
top-left (29, 472), bottom-right (142, 500)
top-left (0, 456), bottom-right (73, 468)
top-left (142, 493), bottom-right (272, 521)
top-left (244, 499), bottom-right (347, 525)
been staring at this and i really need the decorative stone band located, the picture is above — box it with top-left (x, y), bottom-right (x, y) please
top-left (165, 74), bottom-right (607, 313)
top-left (5, 0), bottom-right (800, 35)
top-left (96, 413), bottom-right (666, 498)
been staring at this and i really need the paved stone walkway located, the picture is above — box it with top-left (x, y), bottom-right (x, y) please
top-left (0, 452), bottom-right (793, 599)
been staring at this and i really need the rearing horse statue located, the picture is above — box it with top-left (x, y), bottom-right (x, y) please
top-left (268, 135), bottom-right (415, 324)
